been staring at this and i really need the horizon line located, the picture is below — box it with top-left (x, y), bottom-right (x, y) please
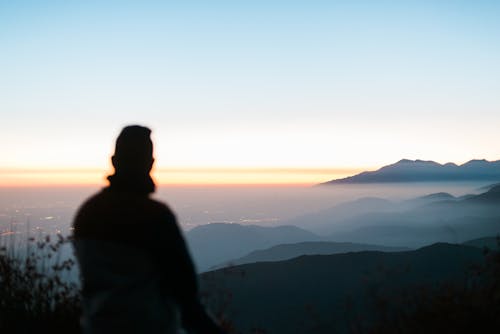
top-left (0, 166), bottom-right (366, 174)
top-left (0, 166), bottom-right (362, 187)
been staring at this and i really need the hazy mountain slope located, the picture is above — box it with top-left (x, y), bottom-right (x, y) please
top-left (463, 236), bottom-right (500, 250)
top-left (287, 191), bottom-right (468, 234)
top-left (214, 241), bottom-right (409, 268)
top-left (290, 185), bottom-right (500, 244)
top-left (327, 187), bottom-right (500, 246)
top-left (200, 243), bottom-right (484, 334)
top-left (186, 223), bottom-right (321, 271)
top-left (465, 184), bottom-right (500, 203)
top-left (478, 182), bottom-right (500, 191)
top-left (321, 159), bottom-right (500, 184)
top-left (286, 197), bottom-right (396, 234)
top-left (408, 191), bottom-right (456, 204)
top-left (328, 216), bottom-right (500, 248)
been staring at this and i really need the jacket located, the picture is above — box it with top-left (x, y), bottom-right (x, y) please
top-left (73, 186), bottom-right (224, 334)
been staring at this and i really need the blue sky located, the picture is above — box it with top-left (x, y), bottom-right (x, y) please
top-left (1, 1), bottom-right (499, 183)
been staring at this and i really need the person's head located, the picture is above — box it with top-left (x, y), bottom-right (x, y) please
top-left (111, 125), bottom-right (154, 175)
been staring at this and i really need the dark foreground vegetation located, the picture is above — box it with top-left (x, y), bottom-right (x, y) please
top-left (1, 236), bottom-right (499, 334)
top-left (0, 235), bottom-right (80, 333)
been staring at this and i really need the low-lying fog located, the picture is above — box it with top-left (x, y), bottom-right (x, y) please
top-left (0, 182), bottom-right (490, 236)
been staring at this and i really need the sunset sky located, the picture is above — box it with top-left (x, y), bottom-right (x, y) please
top-left (1, 1), bottom-right (499, 185)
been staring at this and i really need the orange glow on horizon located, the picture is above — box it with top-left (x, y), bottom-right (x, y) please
top-left (0, 166), bottom-right (364, 187)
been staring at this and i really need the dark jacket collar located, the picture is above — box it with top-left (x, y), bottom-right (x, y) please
top-left (107, 172), bottom-right (156, 194)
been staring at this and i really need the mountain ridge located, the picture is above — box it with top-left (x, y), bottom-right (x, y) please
top-left (186, 223), bottom-right (321, 271)
top-left (321, 158), bottom-right (500, 185)
top-left (200, 242), bottom-right (484, 334)
top-left (212, 241), bottom-right (409, 269)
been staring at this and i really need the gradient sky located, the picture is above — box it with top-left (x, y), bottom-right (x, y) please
top-left (1, 1), bottom-right (499, 185)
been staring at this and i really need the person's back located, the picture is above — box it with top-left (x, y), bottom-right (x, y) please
top-left (73, 125), bottom-right (225, 334)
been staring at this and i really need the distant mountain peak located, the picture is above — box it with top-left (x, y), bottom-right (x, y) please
top-left (463, 159), bottom-right (489, 165)
top-left (396, 159), bottom-right (439, 165)
top-left (417, 192), bottom-right (455, 201)
top-left (415, 159), bottom-right (437, 164)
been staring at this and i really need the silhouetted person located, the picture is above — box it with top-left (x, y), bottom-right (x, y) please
top-left (73, 125), bottom-right (226, 334)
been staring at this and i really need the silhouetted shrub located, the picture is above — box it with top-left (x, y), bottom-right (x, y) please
top-left (0, 234), bottom-right (81, 334)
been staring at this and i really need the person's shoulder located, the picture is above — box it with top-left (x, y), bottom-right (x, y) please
top-left (73, 189), bottom-right (109, 233)
top-left (146, 197), bottom-right (176, 219)
top-left (76, 188), bottom-right (108, 213)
